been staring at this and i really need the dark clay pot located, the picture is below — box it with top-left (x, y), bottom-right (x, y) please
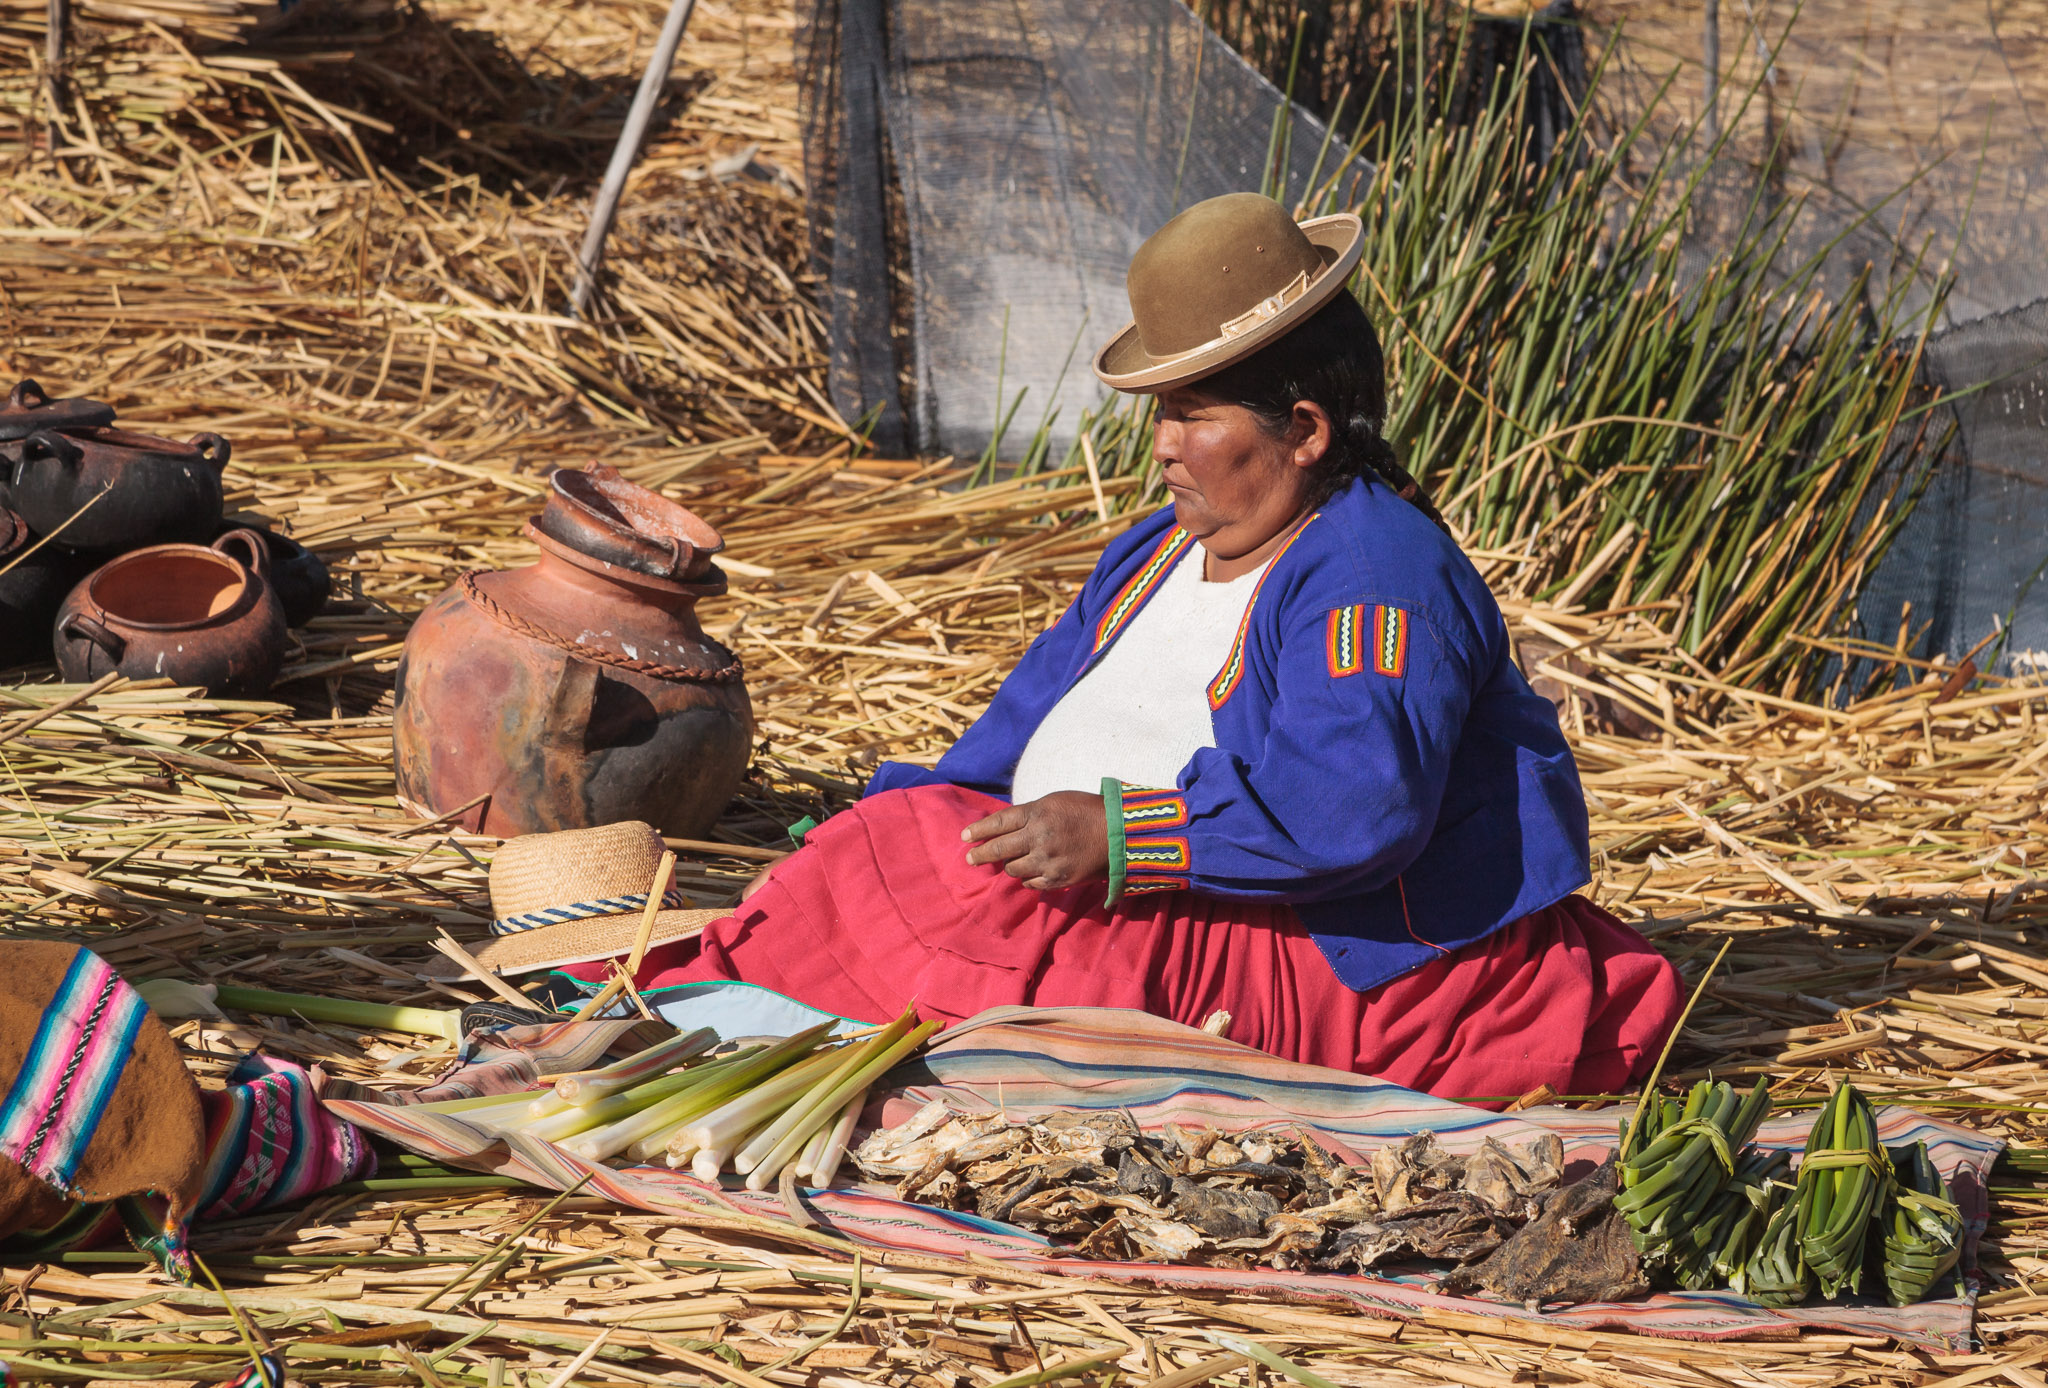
top-left (52, 529), bottom-right (288, 695)
top-left (0, 379), bottom-right (115, 443)
top-left (5, 427), bottom-right (229, 553)
top-left (0, 507), bottom-right (75, 669)
top-left (212, 521), bottom-right (332, 627)
top-left (392, 464), bottom-right (753, 839)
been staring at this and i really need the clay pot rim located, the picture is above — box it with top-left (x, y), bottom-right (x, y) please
top-left (551, 466), bottom-right (724, 553)
top-left (524, 524), bottom-right (731, 598)
top-left (56, 426), bottom-right (218, 461)
top-left (0, 508), bottom-right (27, 557)
top-left (84, 543), bottom-right (256, 631)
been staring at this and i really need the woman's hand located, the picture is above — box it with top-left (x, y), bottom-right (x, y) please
top-left (963, 791), bottom-right (1108, 891)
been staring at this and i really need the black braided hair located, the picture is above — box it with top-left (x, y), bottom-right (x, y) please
top-left (1195, 293), bottom-right (1451, 535)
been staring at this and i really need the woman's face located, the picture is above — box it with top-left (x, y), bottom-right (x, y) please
top-left (1152, 387), bottom-right (1330, 564)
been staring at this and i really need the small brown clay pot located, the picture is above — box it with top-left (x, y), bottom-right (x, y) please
top-left (5, 426), bottom-right (229, 552)
top-left (0, 379), bottom-right (115, 443)
top-left (53, 529), bottom-right (288, 694)
top-left (0, 506), bottom-right (77, 669)
top-left (211, 520), bottom-right (332, 627)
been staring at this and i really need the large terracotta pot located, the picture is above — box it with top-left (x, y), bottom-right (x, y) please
top-left (0, 506), bottom-right (76, 669)
top-left (52, 529), bottom-right (288, 694)
top-left (5, 427), bottom-right (229, 552)
top-left (392, 465), bottom-right (754, 839)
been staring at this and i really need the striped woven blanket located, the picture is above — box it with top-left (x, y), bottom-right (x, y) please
top-left (327, 1006), bottom-right (1998, 1349)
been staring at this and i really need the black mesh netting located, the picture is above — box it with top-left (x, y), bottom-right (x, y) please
top-left (798, 0), bottom-right (1372, 459)
top-left (1856, 301), bottom-right (2048, 675)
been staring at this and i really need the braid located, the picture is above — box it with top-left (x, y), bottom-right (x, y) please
top-left (1354, 429), bottom-right (1452, 536)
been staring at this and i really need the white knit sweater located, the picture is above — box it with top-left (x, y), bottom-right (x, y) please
top-left (1009, 546), bottom-right (1269, 803)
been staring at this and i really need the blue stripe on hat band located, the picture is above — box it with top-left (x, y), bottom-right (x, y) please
top-left (491, 887), bottom-right (688, 936)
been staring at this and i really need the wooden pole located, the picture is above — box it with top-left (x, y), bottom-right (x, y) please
top-left (45, 0), bottom-right (67, 129)
top-left (1702, 0), bottom-right (1720, 143)
top-left (570, 0), bottom-right (700, 318)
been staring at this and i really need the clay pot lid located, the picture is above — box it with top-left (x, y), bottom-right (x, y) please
top-left (49, 426), bottom-right (230, 468)
top-left (0, 380), bottom-right (115, 442)
top-left (535, 464), bottom-right (724, 583)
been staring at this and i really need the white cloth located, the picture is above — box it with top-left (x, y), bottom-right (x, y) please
top-left (1009, 546), bottom-right (1269, 803)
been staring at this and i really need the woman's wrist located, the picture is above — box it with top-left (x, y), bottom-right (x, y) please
top-left (1100, 777), bottom-right (1127, 905)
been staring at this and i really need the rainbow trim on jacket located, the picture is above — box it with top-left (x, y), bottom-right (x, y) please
top-left (1093, 526), bottom-right (1193, 652)
top-left (1207, 516), bottom-right (1317, 710)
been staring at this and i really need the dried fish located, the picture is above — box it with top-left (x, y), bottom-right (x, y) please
top-left (852, 1105), bottom-right (1570, 1276)
top-left (1445, 1160), bottom-right (1648, 1306)
top-left (1169, 1178), bottom-right (1279, 1241)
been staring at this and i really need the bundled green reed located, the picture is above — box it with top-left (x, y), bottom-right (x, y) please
top-left (1738, 1178), bottom-right (1809, 1306)
top-left (1614, 1077), bottom-right (1771, 1267)
top-left (1795, 1080), bottom-right (1887, 1299)
top-left (1671, 1145), bottom-right (1788, 1292)
top-left (1881, 1140), bottom-right (1965, 1307)
top-left (1026, 13), bottom-right (1954, 701)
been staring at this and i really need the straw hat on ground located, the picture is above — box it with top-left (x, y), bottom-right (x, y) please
top-left (1093, 192), bottom-right (1365, 393)
top-left (434, 821), bottom-right (727, 978)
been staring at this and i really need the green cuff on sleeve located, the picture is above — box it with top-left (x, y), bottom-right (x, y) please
top-left (1101, 776), bottom-right (1127, 907)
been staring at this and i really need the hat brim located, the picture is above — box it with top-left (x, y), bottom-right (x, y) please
top-left (1093, 212), bottom-right (1366, 393)
top-left (419, 907), bottom-right (729, 980)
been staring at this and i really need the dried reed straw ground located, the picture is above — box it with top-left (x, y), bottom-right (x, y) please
top-left (4, 0), bottom-right (2048, 1383)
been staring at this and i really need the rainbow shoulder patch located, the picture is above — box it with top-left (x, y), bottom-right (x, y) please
top-left (1372, 604), bottom-right (1409, 677)
top-left (1326, 605), bottom-right (1366, 677)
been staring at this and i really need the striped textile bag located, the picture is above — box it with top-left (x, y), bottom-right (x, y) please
top-left (0, 947), bottom-right (377, 1276)
top-left (327, 1006), bottom-right (1999, 1349)
top-left (0, 943), bottom-right (207, 1277)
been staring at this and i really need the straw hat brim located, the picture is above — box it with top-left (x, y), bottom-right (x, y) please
top-left (420, 907), bottom-right (729, 980)
top-left (1092, 213), bottom-right (1366, 393)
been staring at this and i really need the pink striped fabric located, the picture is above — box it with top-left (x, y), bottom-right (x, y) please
top-left (324, 1006), bottom-right (1997, 1350)
top-left (195, 1055), bottom-right (376, 1219)
top-left (0, 950), bottom-right (147, 1193)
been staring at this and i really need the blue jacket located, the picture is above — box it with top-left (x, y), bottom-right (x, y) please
top-left (865, 473), bottom-right (1591, 992)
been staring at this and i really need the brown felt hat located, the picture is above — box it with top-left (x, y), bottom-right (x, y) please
top-left (426, 820), bottom-right (726, 979)
top-left (0, 942), bottom-right (206, 1245)
top-left (1093, 193), bottom-right (1365, 393)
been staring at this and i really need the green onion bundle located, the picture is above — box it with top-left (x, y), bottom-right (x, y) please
top-left (1880, 1141), bottom-right (1964, 1307)
top-left (553, 1028), bottom-right (718, 1103)
top-left (1615, 1078), bottom-right (1772, 1266)
top-left (1794, 1081), bottom-right (1890, 1300)
top-left (1737, 1180), bottom-right (1810, 1307)
top-left (1670, 1147), bottom-right (1789, 1292)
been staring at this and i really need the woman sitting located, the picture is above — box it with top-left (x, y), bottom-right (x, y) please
top-left (593, 193), bottom-right (1680, 1102)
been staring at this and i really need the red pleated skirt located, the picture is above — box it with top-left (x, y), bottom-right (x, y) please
top-left (610, 785), bottom-right (1682, 1103)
